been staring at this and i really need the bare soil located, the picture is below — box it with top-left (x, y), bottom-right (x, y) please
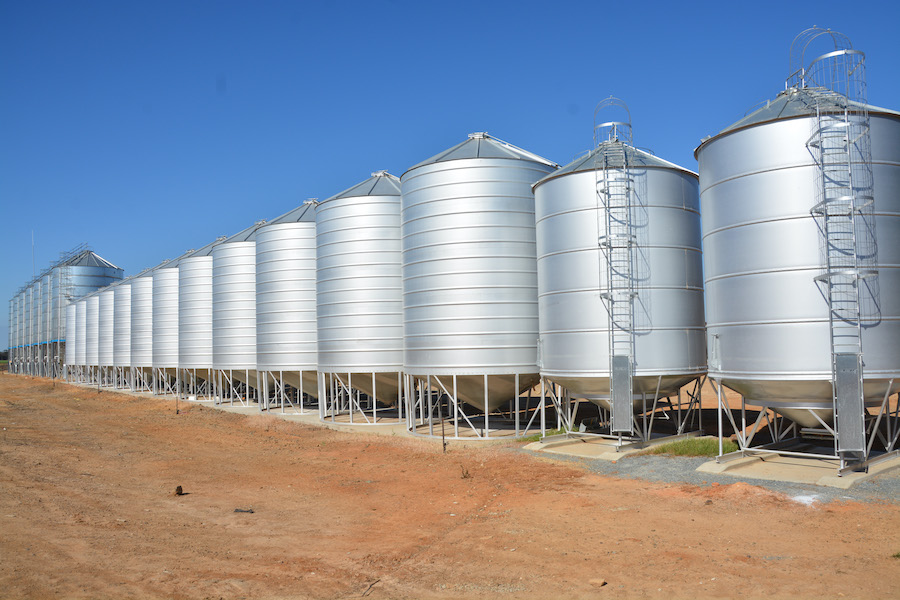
top-left (1, 374), bottom-right (898, 599)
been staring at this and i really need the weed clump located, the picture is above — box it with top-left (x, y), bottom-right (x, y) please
top-left (642, 437), bottom-right (739, 457)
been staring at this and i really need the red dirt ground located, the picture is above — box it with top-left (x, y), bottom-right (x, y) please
top-left (1, 374), bottom-right (898, 599)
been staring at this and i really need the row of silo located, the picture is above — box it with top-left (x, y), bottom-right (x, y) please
top-left (9, 249), bottom-right (122, 380)
top-left (15, 28), bottom-right (900, 471)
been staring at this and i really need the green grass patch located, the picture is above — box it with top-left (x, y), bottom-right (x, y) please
top-left (516, 428), bottom-right (567, 443)
top-left (892, 551), bottom-right (900, 559)
top-left (641, 436), bottom-right (739, 457)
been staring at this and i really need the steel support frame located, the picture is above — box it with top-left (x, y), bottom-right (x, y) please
top-left (177, 368), bottom-right (214, 402)
top-left (214, 369), bottom-right (257, 407)
top-left (713, 378), bottom-right (899, 474)
top-left (318, 371), bottom-right (405, 425)
top-left (405, 373), bottom-right (543, 440)
top-left (257, 370), bottom-right (317, 414)
top-left (153, 368), bottom-right (178, 397)
top-left (539, 376), bottom-right (705, 450)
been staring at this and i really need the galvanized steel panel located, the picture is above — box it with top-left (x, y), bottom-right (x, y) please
top-left (75, 300), bottom-right (87, 366)
top-left (41, 274), bottom-right (51, 344)
top-left (212, 241), bottom-right (257, 370)
top-left (98, 289), bottom-right (115, 366)
top-left (256, 222), bottom-right (317, 371)
top-left (50, 269), bottom-right (63, 342)
top-left (65, 303), bottom-right (77, 366)
top-left (152, 268), bottom-right (180, 369)
top-left (67, 262), bottom-right (124, 300)
top-left (25, 287), bottom-right (33, 348)
top-left (178, 256), bottom-right (213, 369)
top-left (130, 276), bottom-right (153, 367)
top-left (113, 283), bottom-right (131, 367)
top-left (85, 295), bottom-right (100, 367)
top-left (316, 175), bottom-right (402, 373)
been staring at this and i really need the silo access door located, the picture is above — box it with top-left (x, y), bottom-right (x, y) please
top-left (610, 355), bottom-right (634, 434)
top-left (834, 353), bottom-right (866, 463)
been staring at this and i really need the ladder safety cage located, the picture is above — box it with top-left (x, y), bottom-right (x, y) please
top-left (794, 27), bottom-right (877, 468)
top-left (594, 97), bottom-right (638, 436)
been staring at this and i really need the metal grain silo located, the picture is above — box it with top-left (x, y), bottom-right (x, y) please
top-left (74, 299), bottom-right (87, 381)
top-left (534, 101), bottom-right (706, 442)
top-left (98, 288), bottom-right (115, 385)
top-left (85, 294), bottom-right (100, 383)
top-left (401, 133), bottom-right (558, 437)
top-left (256, 202), bottom-right (318, 413)
top-left (212, 221), bottom-right (270, 404)
top-left (696, 28), bottom-right (900, 471)
top-left (152, 265), bottom-right (181, 393)
top-left (49, 269), bottom-right (63, 377)
top-left (64, 250), bottom-right (123, 298)
top-left (316, 172), bottom-right (406, 424)
top-left (178, 254), bottom-right (216, 398)
top-left (130, 273), bottom-right (154, 391)
top-left (39, 274), bottom-right (51, 375)
top-left (9, 296), bottom-right (18, 374)
top-left (113, 281), bottom-right (132, 387)
top-left (27, 285), bottom-right (37, 374)
top-left (64, 302), bottom-right (77, 379)
top-left (18, 291), bottom-right (26, 374)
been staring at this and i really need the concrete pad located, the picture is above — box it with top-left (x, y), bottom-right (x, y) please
top-left (524, 437), bottom-right (642, 462)
top-left (697, 453), bottom-right (900, 489)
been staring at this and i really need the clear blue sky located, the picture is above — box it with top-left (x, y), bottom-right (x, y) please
top-left (3, 0), bottom-right (899, 348)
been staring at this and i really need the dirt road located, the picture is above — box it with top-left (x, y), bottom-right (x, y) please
top-left (1, 374), bottom-right (898, 599)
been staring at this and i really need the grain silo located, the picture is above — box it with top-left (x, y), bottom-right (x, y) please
top-left (9, 295), bottom-right (19, 374)
top-left (130, 268), bottom-right (158, 392)
top-left (85, 294), bottom-right (100, 384)
top-left (74, 299), bottom-right (87, 382)
top-left (64, 302), bottom-right (77, 380)
top-left (533, 99), bottom-right (706, 445)
top-left (316, 172), bottom-right (406, 424)
top-left (696, 28), bottom-right (900, 473)
top-left (112, 280), bottom-right (132, 388)
top-left (98, 288), bottom-right (115, 386)
top-left (25, 286), bottom-right (34, 374)
top-left (401, 133), bottom-right (558, 438)
top-left (152, 244), bottom-right (221, 396)
top-left (256, 202), bottom-right (318, 414)
top-left (39, 274), bottom-right (51, 376)
top-left (212, 221), bottom-right (270, 405)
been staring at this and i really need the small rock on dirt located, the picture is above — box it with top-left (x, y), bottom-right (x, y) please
top-left (174, 486), bottom-right (184, 496)
top-left (589, 578), bottom-right (608, 587)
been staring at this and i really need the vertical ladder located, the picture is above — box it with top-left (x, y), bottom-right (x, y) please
top-left (809, 99), bottom-right (869, 464)
top-left (597, 141), bottom-right (636, 434)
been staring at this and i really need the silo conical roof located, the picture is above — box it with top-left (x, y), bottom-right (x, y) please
top-left (537, 141), bottom-right (695, 188)
top-left (695, 87), bottom-right (900, 157)
top-left (405, 132), bottom-right (557, 174)
top-left (63, 250), bottom-right (122, 271)
top-left (326, 170), bottom-right (401, 201)
top-left (188, 220), bottom-right (268, 258)
top-left (267, 202), bottom-right (316, 224)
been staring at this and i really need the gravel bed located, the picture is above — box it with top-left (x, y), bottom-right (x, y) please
top-left (521, 448), bottom-right (900, 505)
